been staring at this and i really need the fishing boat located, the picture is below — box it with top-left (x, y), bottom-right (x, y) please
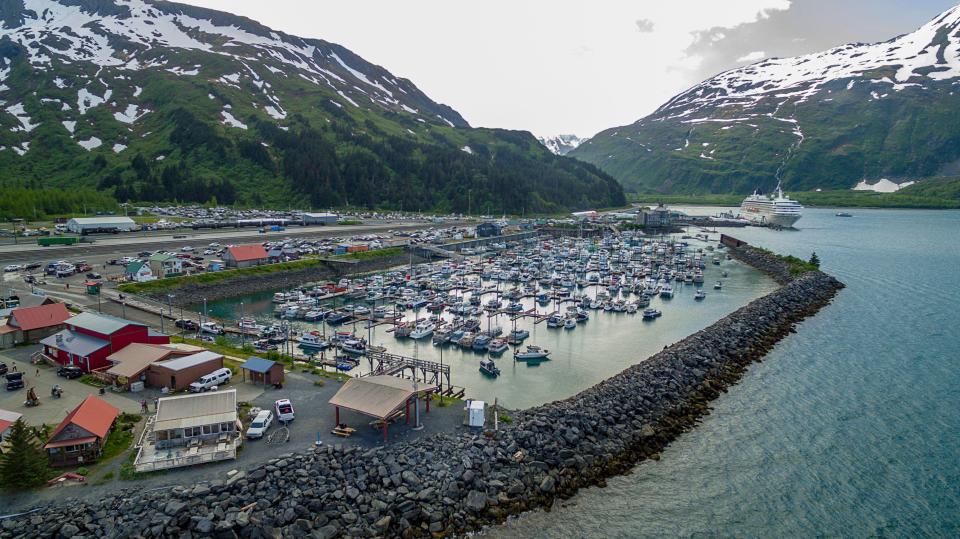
top-left (339, 338), bottom-right (367, 355)
top-left (546, 315), bottom-right (563, 328)
top-left (642, 308), bottom-right (662, 319)
top-left (237, 317), bottom-right (265, 332)
top-left (326, 311), bottom-right (352, 325)
top-left (409, 321), bottom-right (436, 339)
top-left (659, 284), bottom-right (674, 298)
top-left (457, 332), bottom-right (477, 348)
top-left (200, 321), bottom-right (224, 335)
top-left (432, 328), bottom-right (452, 345)
top-left (272, 292), bottom-right (288, 304)
top-left (714, 281), bottom-right (723, 290)
top-left (505, 302), bottom-right (524, 313)
top-left (514, 345), bottom-right (551, 361)
top-left (298, 332), bottom-right (330, 351)
top-left (695, 290), bottom-right (706, 300)
top-left (509, 328), bottom-right (530, 341)
top-left (479, 358), bottom-right (501, 377)
top-left (472, 334), bottom-right (492, 350)
top-left (393, 323), bottom-right (413, 338)
top-left (836, 211), bottom-right (853, 217)
top-left (487, 339), bottom-right (508, 355)
top-left (373, 306), bottom-right (387, 319)
top-left (303, 310), bottom-right (324, 322)
top-left (563, 317), bottom-right (576, 330)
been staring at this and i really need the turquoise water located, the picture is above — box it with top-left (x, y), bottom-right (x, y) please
top-left (483, 208), bottom-right (960, 537)
top-left (195, 238), bottom-right (777, 409)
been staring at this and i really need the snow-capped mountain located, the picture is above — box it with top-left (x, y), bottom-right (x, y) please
top-left (538, 134), bottom-right (586, 155)
top-left (0, 0), bottom-right (625, 211)
top-left (572, 5), bottom-right (960, 194)
top-left (0, 0), bottom-right (466, 129)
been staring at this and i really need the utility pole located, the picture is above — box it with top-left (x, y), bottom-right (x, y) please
top-left (240, 302), bottom-right (245, 348)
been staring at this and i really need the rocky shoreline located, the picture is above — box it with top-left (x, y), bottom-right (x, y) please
top-left (1, 238), bottom-right (844, 538)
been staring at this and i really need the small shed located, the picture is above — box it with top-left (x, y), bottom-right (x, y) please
top-left (146, 351), bottom-right (224, 392)
top-left (239, 357), bottom-right (284, 386)
top-left (84, 281), bottom-right (101, 295)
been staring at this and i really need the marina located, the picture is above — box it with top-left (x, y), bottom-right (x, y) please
top-left (191, 231), bottom-right (776, 408)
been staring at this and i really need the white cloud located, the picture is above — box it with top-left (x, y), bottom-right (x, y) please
top-left (635, 18), bottom-right (655, 33)
top-left (736, 50), bottom-right (767, 62)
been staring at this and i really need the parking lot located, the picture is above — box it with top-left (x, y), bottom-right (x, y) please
top-left (0, 345), bottom-right (470, 513)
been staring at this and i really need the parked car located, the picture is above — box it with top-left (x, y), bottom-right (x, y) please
top-left (175, 319), bottom-right (199, 331)
top-left (25, 262), bottom-right (41, 270)
top-left (57, 365), bottom-right (84, 379)
top-left (4, 264), bottom-right (22, 272)
top-left (5, 372), bottom-right (24, 390)
top-left (137, 251), bottom-right (152, 257)
top-left (274, 399), bottom-right (295, 423)
top-left (85, 272), bottom-right (102, 280)
top-left (245, 410), bottom-right (273, 439)
top-left (188, 367), bottom-right (232, 392)
top-left (0, 362), bottom-right (7, 376)
top-left (180, 246), bottom-right (194, 252)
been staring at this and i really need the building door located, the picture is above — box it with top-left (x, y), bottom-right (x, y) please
top-left (171, 375), bottom-right (176, 388)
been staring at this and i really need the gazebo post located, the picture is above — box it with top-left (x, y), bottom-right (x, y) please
top-left (382, 421), bottom-right (388, 442)
top-left (426, 393), bottom-right (430, 414)
top-left (335, 406), bottom-right (340, 426)
top-left (405, 400), bottom-right (410, 425)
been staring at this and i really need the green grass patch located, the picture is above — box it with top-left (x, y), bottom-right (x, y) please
top-left (498, 413), bottom-right (513, 424)
top-left (100, 429), bottom-right (134, 462)
top-left (330, 247), bottom-right (403, 261)
top-left (78, 374), bottom-right (108, 388)
top-left (118, 257), bottom-right (327, 294)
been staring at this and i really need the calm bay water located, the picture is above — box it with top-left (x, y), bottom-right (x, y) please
top-left (483, 208), bottom-right (960, 538)
top-left (196, 238), bottom-right (776, 409)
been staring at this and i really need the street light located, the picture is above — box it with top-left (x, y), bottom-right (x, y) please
top-left (166, 294), bottom-right (175, 335)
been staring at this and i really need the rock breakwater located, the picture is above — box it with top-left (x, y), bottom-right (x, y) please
top-left (2, 238), bottom-right (843, 538)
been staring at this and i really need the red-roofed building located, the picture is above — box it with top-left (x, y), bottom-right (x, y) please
top-left (2, 303), bottom-right (72, 346)
top-left (223, 244), bottom-right (269, 268)
top-left (0, 409), bottom-right (23, 442)
top-left (44, 395), bottom-right (119, 467)
top-left (41, 312), bottom-right (170, 373)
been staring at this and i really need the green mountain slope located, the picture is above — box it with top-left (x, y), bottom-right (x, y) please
top-left (0, 0), bottom-right (624, 212)
top-left (571, 5), bottom-right (960, 196)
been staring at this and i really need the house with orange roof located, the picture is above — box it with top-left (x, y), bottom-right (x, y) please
top-left (223, 244), bottom-right (269, 268)
top-left (0, 302), bottom-right (71, 348)
top-left (43, 395), bottom-right (119, 467)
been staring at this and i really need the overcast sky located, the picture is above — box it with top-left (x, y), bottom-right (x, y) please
top-left (186, 0), bottom-right (957, 138)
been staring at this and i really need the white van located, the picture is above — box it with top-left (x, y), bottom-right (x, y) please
top-left (188, 368), bottom-right (232, 392)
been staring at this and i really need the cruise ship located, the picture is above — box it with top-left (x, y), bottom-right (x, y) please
top-left (739, 182), bottom-right (803, 228)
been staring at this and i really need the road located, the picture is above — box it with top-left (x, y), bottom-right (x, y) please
top-left (0, 220), bottom-right (448, 264)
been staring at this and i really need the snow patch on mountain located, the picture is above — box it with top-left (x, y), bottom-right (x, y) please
top-left (853, 179), bottom-right (915, 193)
top-left (221, 110), bottom-right (247, 129)
top-left (657, 5), bottom-right (960, 120)
top-left (6, 103), bottom-right (38, 132)
top-left (77, 136), bottom-right (103, 151)
top-left (538, 134), bottom-right (586, 155)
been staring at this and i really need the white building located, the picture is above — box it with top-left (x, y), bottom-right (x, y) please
top-left (66, 216), bottom-right (137, 234)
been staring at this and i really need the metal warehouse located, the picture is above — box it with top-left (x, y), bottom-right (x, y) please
top-left (301, 212), bottom-right (339, 225)
top-left (66, 216), bottom-right (137, 234)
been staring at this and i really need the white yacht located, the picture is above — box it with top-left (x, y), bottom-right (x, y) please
top-left (740, 182), bottom-right (803, 228)
top-left (409, 321), bottom-right (436, 339)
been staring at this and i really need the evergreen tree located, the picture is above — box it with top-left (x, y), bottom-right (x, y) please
top-left (0, 419), bottom-right (49, 490)
top-left (809, 252), bottom-right (821, 267)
